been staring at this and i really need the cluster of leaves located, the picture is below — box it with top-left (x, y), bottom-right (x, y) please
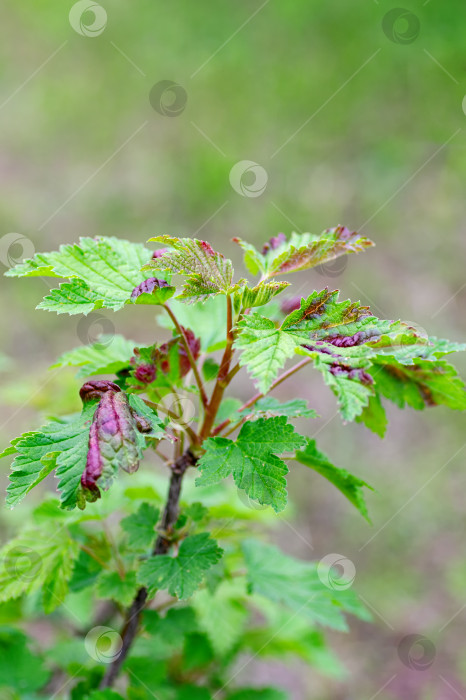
top-left (1, 228), bottom-right (465, 697)
top-left (236, 286), bottom-right (466, 431)
top-left (0, 479), bottom-right (368, 698)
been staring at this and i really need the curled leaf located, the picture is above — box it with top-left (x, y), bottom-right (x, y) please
top-left (80, 391), bottom-right (164, 501)
top-left (79, 380), bottom-right (121, 403)
top-left (81, 391), bottom-right (143, 496)
top-left (131, 277), bottom-right (170, 299)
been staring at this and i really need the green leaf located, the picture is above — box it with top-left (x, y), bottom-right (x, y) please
top-left (370, 333), bottom-right (466, 362)
top-left (87, 691), bottom-right (126, 700)
top-left (286, 291), bottom-right (466, 423)
top-left (213, 397), bottom-right (243, 426)
top-left (294, 439), bottom-right (373, 521)
top-left (142, 607), bottom-right (198, 648)
top-left (239, 397), bottom-right (317, 419)
top-left (280, 288), bottom-right (338, 330)
top-left (192, 581), bottom-right (248, 656)
top-left (356, 392), bottom-right (387, 437)
top-left (0, 528), bottom-right (78, 612)
top-left (137, 533), bottom-right (223, 599)
top-left (127, 394), bottom-right (166, 440)
top-left (235, 314), bottom-right (306, 393)
top-left (69, 549), bottom-right (103, 593)
top-left (38, 278), bottom-right (107, 315)
top-left (242, 540), bottom-right (369, 631)
top-left (235, 281), bottom-right (290, 311)
top-left (176, 687), bottom-right (212, 700)
top-left (7, 236), bottom-right (165, 315)
top-left (232, 237), bottom-right (265, 275)
top-left (243, 601), bottom-right (344, 677)
top-left (3, 403), bottom-right (97, 509)
top-left (183, 502), bottom-right (209, 522)
top-left (96, 570), bottom-right (139, 607)
top-left (130, 284), bottom-right (176, 306)
top-left (51, 335), bottom-right (135, 377)
top-left (316, 357), bottom-right (374, 421)
top-left (202, 358), bottom-right (219, 382)
top-left (227, 690), bottom-right (289, 700)
top-left (370, 356), bottom-right (466, 411)
top-left (234, 228), bottom-right (374, 279)
top-left (146, 235), bottom-right (235, 302)
top-left (197, 417), bottom-right (306, 512)
top-left (182, 632), bottom-right (214, 671)
top-left (0, 627), bottom-right (50, 692)
top-left (121, 502), bottom-right (160, 550)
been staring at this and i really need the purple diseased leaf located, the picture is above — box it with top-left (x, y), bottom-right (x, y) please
top-left (134, 364), bottom-right (157, 384)
top-left (79, 380), bottom-right (121, 404)
top-left (97, 392), bottom-right (141, 474)
top-left (328, 330), bottom-right (381, 347)
top-left (280, 296), bottom-right (302, 315)
top-left (178, 326), bottom-right (201, 376)
top-left (131, 277), bottom-right (170, 299)
top-left (152, 248), bottom-right (167, 259)
top-left (272, 227), bottom-right (374, 276)
top-left (159, 326), bottom-right (201, 378)
top-left (81, 390), bottom-right (144, 496)
top-left (329, 362), bottom-right (374, 386)
top-left (81, 420), bottom-right (102, 493)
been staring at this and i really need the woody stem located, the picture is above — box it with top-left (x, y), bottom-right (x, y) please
top-left (99, 449), bottom-right (197, 689)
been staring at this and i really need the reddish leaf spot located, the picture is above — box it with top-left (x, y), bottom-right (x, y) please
top-left (131, 277), bottom-right (170, 299)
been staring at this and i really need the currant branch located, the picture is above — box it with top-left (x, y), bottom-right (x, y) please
top-left (100, 448), bottom-right (198, 689)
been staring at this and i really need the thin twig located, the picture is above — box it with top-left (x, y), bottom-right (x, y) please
top-left (78, 544), bottom-right (110, 570)
top-left (163, 304), bottom-right (209, 408)
top-left (212, 357), bottom-right (313, 436)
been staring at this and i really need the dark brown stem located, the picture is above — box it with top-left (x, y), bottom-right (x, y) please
top-left (163, 304), bottom-right (209, 409)
top-left (212, 357), bottom-right (313, 436)
top-left (99, 449), bottom-right (197, 689)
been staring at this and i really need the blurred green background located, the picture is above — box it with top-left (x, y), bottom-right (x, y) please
top-left (1, 0), bottom-right (466, 697)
